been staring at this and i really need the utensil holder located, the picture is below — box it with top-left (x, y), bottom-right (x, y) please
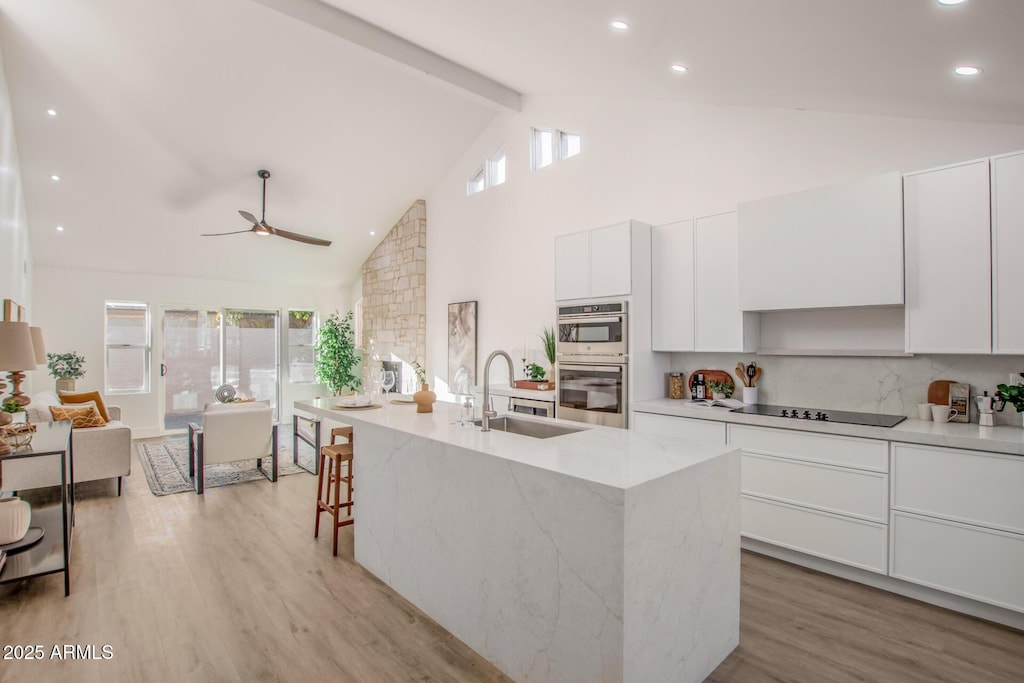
top-left (742, 387), bottom-right (758, 405)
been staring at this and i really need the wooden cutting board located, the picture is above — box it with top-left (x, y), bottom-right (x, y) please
top-left (927, 380), bottom-right (957, 405)
top-left (688, 369), bottom-right (737, 399)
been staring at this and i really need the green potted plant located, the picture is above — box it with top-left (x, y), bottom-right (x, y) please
top-left (707, 378), bottom-right (735, 400)
top-left (314, 311), bottom-right (362, 396)
top-left (46, 352), bottom-right (86, 393)
top-left (997, 374), bottom-right (1024, 426)
top-left (526, 363), bottom-right (546, 381)
top-left (540, 326), bottom-right (557, 382)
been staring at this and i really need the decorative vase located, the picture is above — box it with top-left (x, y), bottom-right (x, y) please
top-left (712, 392), bottom-right (727, 401)
top-left (56, 377), bottom-right (76, 393)
top-left (0, 496), bottom-right (31, 545)
top-left (413, 383), bottom-right (436, 413)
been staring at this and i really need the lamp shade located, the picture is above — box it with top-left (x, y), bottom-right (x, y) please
top-left (0, 322), bottom-right (39, 371)
top-left (29, 326), bottom-right (46, 365)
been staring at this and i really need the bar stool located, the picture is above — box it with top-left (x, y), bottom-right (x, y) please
top-left (315, 426), bottom-right (354, 556)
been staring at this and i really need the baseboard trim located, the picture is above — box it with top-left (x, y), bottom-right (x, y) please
top-left (742, 538), bottom-right (1024, 632)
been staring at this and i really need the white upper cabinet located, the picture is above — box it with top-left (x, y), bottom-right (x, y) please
top-left (555, 222), bottom-right (638, 301)
top-left (992, 151), bottom-right (1024, 354)
top-left (737, 172), bottom-right (904, 311)
top-left (590, 223), bottom-right (632, 298)
top-left (695, 212), bottom-right (759, 352)
top-left (554, 230), bottom-right (591, 301)
top-left (904, 160), bottom-right (992, 354)
top-left (651, 220), bottom-right (695, 351)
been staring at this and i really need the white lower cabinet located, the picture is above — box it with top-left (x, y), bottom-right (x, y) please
top-left (729, 424), bottom-right (890, 574)
top-left (742, 496), bottom-right (888, 573)
top-left (891, 443), bottom-right (1024, 613)
top-left (631, 411), bottom-right (726, 444)
top-left (890, 511), bottom-right (1024, 613)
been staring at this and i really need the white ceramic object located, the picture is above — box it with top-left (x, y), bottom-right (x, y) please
top-left (917, 403), bottom-right (934, 421)
top-left (931, 405), bottom-right (958, 423)
top-left (0, 496), bottom-right (32, 544)
top-left (742, 387), bottom-right (759, 405)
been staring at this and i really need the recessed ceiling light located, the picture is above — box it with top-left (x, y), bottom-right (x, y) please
top-left (611, 20), bottom-right (629, 31)
top-left (46, 108), bottom-right (57, 117)
top-left (954, 65), bottom-right (982, 76)
top-left (670, 64), bottom-right (688, 73)
top-left (50, 174), bottom-right (60, 182)
top-left (370, 231), bottom-right (376, 236)
top-left (937, 0), bottom-right (966, 5)
top-left (56, 225), bottom-right (64, 232)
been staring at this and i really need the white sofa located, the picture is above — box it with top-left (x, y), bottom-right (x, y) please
top-left (1, 391), bottom-right (132, 495)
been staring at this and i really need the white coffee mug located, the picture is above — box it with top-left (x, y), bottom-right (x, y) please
top-left (917, 403), bottom-right (934, 421)
top-left (931, 405), bottom-right (958, 423)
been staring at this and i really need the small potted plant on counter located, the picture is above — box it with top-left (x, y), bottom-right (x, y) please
top-left (707, 378), bottom-right (735, 400)
top-left (996, 373), bottom-right (1024, 427)
top-left (46, 351), bottom-right (86, 393)
top-left (540, 326), bottom-right (557, 381)
top-left (514, 363), bottom-right (551, 391)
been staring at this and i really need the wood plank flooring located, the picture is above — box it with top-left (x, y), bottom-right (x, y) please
top-left (0, 439), bottom-right (1021, 682)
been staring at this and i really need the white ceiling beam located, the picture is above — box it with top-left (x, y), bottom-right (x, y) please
top-left (247, 0), bottom-right (522, 112)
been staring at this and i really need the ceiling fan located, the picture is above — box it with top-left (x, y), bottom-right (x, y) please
top-left (200, 169), bottom-right (332, 247)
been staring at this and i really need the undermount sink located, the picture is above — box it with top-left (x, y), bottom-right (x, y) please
top-left (474, 416), bottom-right (584, 439)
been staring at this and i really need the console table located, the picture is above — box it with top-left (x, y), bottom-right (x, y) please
top-left (0, 421), bottom-right (74, 596)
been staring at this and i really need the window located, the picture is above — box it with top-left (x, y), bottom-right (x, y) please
top-left (487, 149), bottom-right (506, 187)
top-left (287, 309), bottom-right (317, 383)
top-left (531, 127), bottom-right (581, 170)
top-left (467, 167), bottom-right (485, 195)
top-left (105, 301), bottom-right (151, 394)
top-left (560, 132), bottom-right (581, 159)
top-left (532, 128), bottom-right (554, 170)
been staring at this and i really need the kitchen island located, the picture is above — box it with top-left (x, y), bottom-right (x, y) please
top-left (295, 398), bottom-right (740, 683)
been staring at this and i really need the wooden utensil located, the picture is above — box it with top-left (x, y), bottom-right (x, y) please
top-left (927, 380), bottom-right (957, 406)
top-left (751, 367), bottom-right (763, 388)
top-left (736, 363), bottom-right (750, 387)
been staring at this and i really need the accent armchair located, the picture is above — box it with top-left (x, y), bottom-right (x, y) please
top-left (188, 402), bottom-right (278, 494)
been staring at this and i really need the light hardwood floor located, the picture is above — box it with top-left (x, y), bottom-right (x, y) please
top-left (1, 440), bottom-right (1021, 682)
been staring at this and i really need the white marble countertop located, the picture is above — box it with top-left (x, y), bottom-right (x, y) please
top-left (632, 398), bottom-right (1024, 456)
top-left (295, 398), bottom-right (736, 490)
top-left (471, 383), bottom-right (556, 401)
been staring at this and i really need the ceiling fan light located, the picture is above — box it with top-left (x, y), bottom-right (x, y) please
top-left (254, 224), bottom-right (271, 235)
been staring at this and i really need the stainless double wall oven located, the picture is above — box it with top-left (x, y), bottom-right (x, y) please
top-left (555, 301), bottom-right (628, 428)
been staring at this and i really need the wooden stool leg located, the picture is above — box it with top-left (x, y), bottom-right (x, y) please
top-left (314, 449), bottom-right (327, 538)
top-left (332, 454), bottom-right (342, 556)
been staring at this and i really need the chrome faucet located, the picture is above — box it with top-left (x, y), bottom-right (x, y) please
top-left (481, 349), bottom-right (515, 432)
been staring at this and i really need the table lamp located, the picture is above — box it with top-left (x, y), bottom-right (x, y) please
top-left (0, 321), bottom-right (39, 408)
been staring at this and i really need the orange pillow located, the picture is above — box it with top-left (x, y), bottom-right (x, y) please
top-left (49, 404), bottom-right (106, 429)
top-left (59, 390), bottom-right (110, 423)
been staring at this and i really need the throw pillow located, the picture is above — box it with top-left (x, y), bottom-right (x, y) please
top-left (49, 403), bottom-right (106, 429)
top-left (58, 390), bottom-right (110, 423)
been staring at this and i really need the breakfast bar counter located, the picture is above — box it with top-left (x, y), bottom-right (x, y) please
top-left (294, 398), bottom-right (740, 683)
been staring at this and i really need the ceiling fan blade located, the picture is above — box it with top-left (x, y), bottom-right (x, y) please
top-left (238, 210), bottom-right (259, 225)
top-left (200, 229), bottom-right (254, 237)
top-left (266, 224), bottom-right (332, 247)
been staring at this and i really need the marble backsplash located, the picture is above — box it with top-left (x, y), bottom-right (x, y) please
top-left (669, 352), bottom-right (1024, 426)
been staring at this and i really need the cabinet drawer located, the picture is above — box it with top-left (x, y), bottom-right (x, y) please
top-left (729, 424), bottom-right (888, 472)
top-left (742, 496), bottom-right (887, 573)
top-left (632, 412), bottom-right (726, 444)
top-left (742, 453), bottom-right (888, 522)
top-left (891, 511), bottom-right (1024, 613)
top-left (892, 444), bottom-right (1024, 534)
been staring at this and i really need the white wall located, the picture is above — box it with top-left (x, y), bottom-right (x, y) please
top-left (33, 266), bottom-right (348, 436)
top-left (425, 95), bottom-right (1024, 398)
top-left (0, 47), bottom-right (32, 320)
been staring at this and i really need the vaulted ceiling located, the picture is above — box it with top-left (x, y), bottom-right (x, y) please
top-left (2, 0), bottom-right (1022, 288)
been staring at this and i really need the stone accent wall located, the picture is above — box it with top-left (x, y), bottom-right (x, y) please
top-left (360, 200), bottom-right (426, 369)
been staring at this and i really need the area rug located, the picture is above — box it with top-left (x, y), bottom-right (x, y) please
top-left (138, 439), bottom-right (314, 496)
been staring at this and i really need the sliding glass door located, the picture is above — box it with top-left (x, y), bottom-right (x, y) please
top-left (161, 308), bottom-right (280, 432)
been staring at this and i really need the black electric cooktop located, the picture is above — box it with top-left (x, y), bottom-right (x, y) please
top-left (731, 403), bottom-right (907, 428)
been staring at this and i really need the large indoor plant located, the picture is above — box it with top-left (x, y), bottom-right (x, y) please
top-left (314, 311), bottom-right (362, 395)
top-left (46, 351), bottom-right (86, 393)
